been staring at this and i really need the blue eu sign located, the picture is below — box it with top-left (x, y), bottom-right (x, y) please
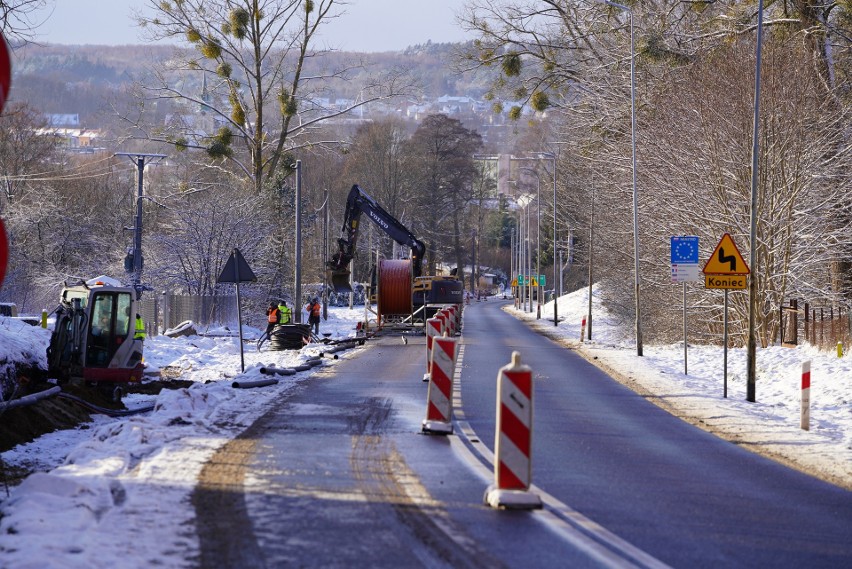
top-left (671, 236), bottom-right (699, 265)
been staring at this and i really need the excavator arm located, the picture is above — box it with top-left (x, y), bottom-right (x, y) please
top-left (328, 184), bottom-right (426, 293)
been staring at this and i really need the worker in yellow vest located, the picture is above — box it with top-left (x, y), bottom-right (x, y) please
top-left (134, 313), bottom-right (146, 341)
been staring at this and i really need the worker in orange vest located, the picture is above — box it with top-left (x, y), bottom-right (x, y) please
top-left (306, 297), bottom-right (321, 335)
top-left (265, 302), bottom-right (280, 338)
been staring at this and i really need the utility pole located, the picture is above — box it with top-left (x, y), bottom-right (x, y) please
top-left (115, 152), bottom-right (166, 298)
top-left (294, 160), bottom-right (302, 323)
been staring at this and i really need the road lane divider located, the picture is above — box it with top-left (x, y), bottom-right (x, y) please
top-left (423, 317), bottom-right (442, 382)
top-left (484, 351), bottom-right (542, 510)
top-left (421, 334), bottom-right (458, 435)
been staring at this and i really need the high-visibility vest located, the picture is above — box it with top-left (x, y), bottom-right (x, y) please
top-left (278, 304), bottom-right (291, 324)
top-left (134, 316), bottom-right (146, 340)
top-left (308, 302), bottom-right (321, 318)
top-left (267, 307), bottom-right (280, 323)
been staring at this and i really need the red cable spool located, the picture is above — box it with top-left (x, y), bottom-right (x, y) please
top-left (378, 259), bottom-right (412, 319)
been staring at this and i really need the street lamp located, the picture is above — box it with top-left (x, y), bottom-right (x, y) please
top-left (603, 0), bottom-right (642, 356)
top-left (520, 168), bottom-right (542, 319)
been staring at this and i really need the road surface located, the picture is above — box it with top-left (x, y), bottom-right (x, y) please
top-left (192, 299), bottom-right (852, 568)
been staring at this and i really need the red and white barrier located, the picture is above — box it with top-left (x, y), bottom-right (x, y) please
top-left (423, 317), bottom-right (442, 381)
top-left (421, 335), bottom-right (457, 435)
top-left (485, 351), bottom-right (541, 509)
top-left (580, 317), bottom-right (586, 342)
top-left (801, 360), bottom-right (811, 431)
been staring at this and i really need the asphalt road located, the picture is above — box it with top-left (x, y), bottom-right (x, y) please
top-left (193, 299), bottom-right (852, 568)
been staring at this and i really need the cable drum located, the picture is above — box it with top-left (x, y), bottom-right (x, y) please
top-left (378, 259), bottom-right (412, 317)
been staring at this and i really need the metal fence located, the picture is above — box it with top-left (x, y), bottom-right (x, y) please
top-left (138, 293), bottom-right (240, 336)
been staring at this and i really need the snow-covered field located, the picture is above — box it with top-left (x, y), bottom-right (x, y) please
top-left (0, 287), bottom-right (849, 567)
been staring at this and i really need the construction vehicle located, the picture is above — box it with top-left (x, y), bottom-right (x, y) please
top-left (327, 185), bottom-right (463, 323)
top-left (46, 277), bottom-right (144, 399)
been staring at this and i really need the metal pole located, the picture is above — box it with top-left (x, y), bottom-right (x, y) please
top-left (604, 0), bottom-right (641, 356)
top-left (746, 0), bottom-right (764, 403)
top-left (133, 157), bottom-right (144, 292)
top-left (294, 160), bottom-right (302, 323)
top-left (588, 190), bottom-right (594, 340)
top-left (724, 289), bottom-right (729, 398)
top-left (536, 176), bottom-right (541, 319)
top-left (683, 282), bottom-right (687, 375)
top-left (552, 154), bottom-right (558, 327)
top-left (322, 189), bottom-right (329, 321)
top-left (629, 8), bottom-right (642, 356)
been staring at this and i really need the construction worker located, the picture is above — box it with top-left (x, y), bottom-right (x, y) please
top-left (134, 314), bottom-right (146, 341)
top-left (306, 297), bottom-right (321, 335)
top-left (265, 302), bottom-right (280, 338)
top-left (278, 300), bottom-right (292, 325)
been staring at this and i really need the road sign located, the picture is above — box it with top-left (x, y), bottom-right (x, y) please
top-left (217, 248), bottom-right (257, 284)
top-left (538, 275), bottom-right (546, 286)
top-left (705, 274), bottom-right (747, 290)
top-left (0, 218), bottom-right (7, 290)
top-left (671, 236), bottom-right (699, 264)
top-left (0, 33), bottom-right (10, 114)
top-left (672, 264), bottom-right (701, 283)
top-left (703, 233), bottom-right (749, 276)
top-left (517, 275), bottom-right (525, 286)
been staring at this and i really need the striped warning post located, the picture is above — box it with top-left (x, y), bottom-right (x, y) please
top-left (435, 311), bottom-right (448, 336)
top-left (446, 305), bottom-right (458, 335)
top-left (441, 308), bottom-right (454, 336)
top-left (485, 351), bottom-right (541, 509)
top-left (801, 360), bottom-right (811, 431)
top-left (421, 335), bottom-right (457, 435)
top-left (423, 317), bottom-right (442, 381)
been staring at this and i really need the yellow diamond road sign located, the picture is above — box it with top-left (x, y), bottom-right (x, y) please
top-left (703, 233), bottom-right (750, 276)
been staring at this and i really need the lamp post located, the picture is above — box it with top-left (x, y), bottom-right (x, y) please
top-left (521, 168), bottom-right (542, 319)
top-left (603, 0), bottom-right (642, 356)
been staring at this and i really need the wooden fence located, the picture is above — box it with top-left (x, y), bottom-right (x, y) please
top-left (780, 299), bottom-right (852, 351)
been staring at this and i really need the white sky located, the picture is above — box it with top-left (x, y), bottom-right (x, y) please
top-left (30, 0), bottom-right (472, 52)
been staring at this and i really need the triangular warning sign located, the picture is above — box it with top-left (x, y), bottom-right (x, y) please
top-left (217, 248), bottom-right (257, 283)
top-left (703, 233), bottom-right (750, 275)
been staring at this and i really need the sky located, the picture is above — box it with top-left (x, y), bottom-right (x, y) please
top-left (0, 285), bottom-right (850, 566)
top-left (30, 0), bottom-right (472, 52)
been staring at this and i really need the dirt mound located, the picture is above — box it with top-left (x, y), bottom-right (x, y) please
top-left (0, 378), bottom-right (195, 453)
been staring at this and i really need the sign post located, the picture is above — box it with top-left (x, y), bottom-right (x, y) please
top-left (217, 248), bottom-right (257, 372)
top-left (671, 236), bottom-right (700, 375)
top-left (702, 234), bottom-right (750, 397)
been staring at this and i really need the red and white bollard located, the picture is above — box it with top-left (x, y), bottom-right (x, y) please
top-left (423, 317), bottom-right (443, 381)
top-left (801, 360), bottom-right (811, 431)
top-left (421, 335), bottom-right (457, 435)
top-left (484, 351), bottom-right (542, 509)
top-left (580, 317), bottom-right (586, 342)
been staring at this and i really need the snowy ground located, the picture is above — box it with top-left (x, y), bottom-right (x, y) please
top-left (0, 288), bottom-right (850, 567)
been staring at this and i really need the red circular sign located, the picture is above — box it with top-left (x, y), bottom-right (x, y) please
top-left (0, 33), bottom-right (9, 113)
top-left (0, 218), bottom-right (8, 290)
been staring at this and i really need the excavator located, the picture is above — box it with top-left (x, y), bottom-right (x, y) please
top-left (46, 277), bottom-right (145, 400)
top-left (327, 185), bottom-right (463, 320)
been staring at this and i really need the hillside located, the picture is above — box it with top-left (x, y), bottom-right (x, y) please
top-left (8, 41), bottom-right (493, 127)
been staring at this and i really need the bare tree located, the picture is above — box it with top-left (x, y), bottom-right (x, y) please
top-left (131, 0), bottom-right (413, 194)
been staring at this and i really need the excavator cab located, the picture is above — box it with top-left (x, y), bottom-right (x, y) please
top-left (47, 279), bottom-right (144, 391)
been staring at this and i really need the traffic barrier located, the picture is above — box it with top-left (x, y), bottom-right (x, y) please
top-left (801, 360), bottom-right (811, 431)
top-left (441, 308), bottom-right (454, 336)
top-left (485, 351), bottom-right (542, 509)
top-left (580, 317), bottom-right (586, 342)
top-left (423, 317), bottom-right (443, 381)
top-left (435, 311), bottom-right (448, 336)
top-left (421, 335), bottom-right (457, 435)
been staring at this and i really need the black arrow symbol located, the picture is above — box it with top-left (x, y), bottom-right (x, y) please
top-left (719, 247), bottom-right (736, 272)
top-left (509, 392), bottom-right (525, 409)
